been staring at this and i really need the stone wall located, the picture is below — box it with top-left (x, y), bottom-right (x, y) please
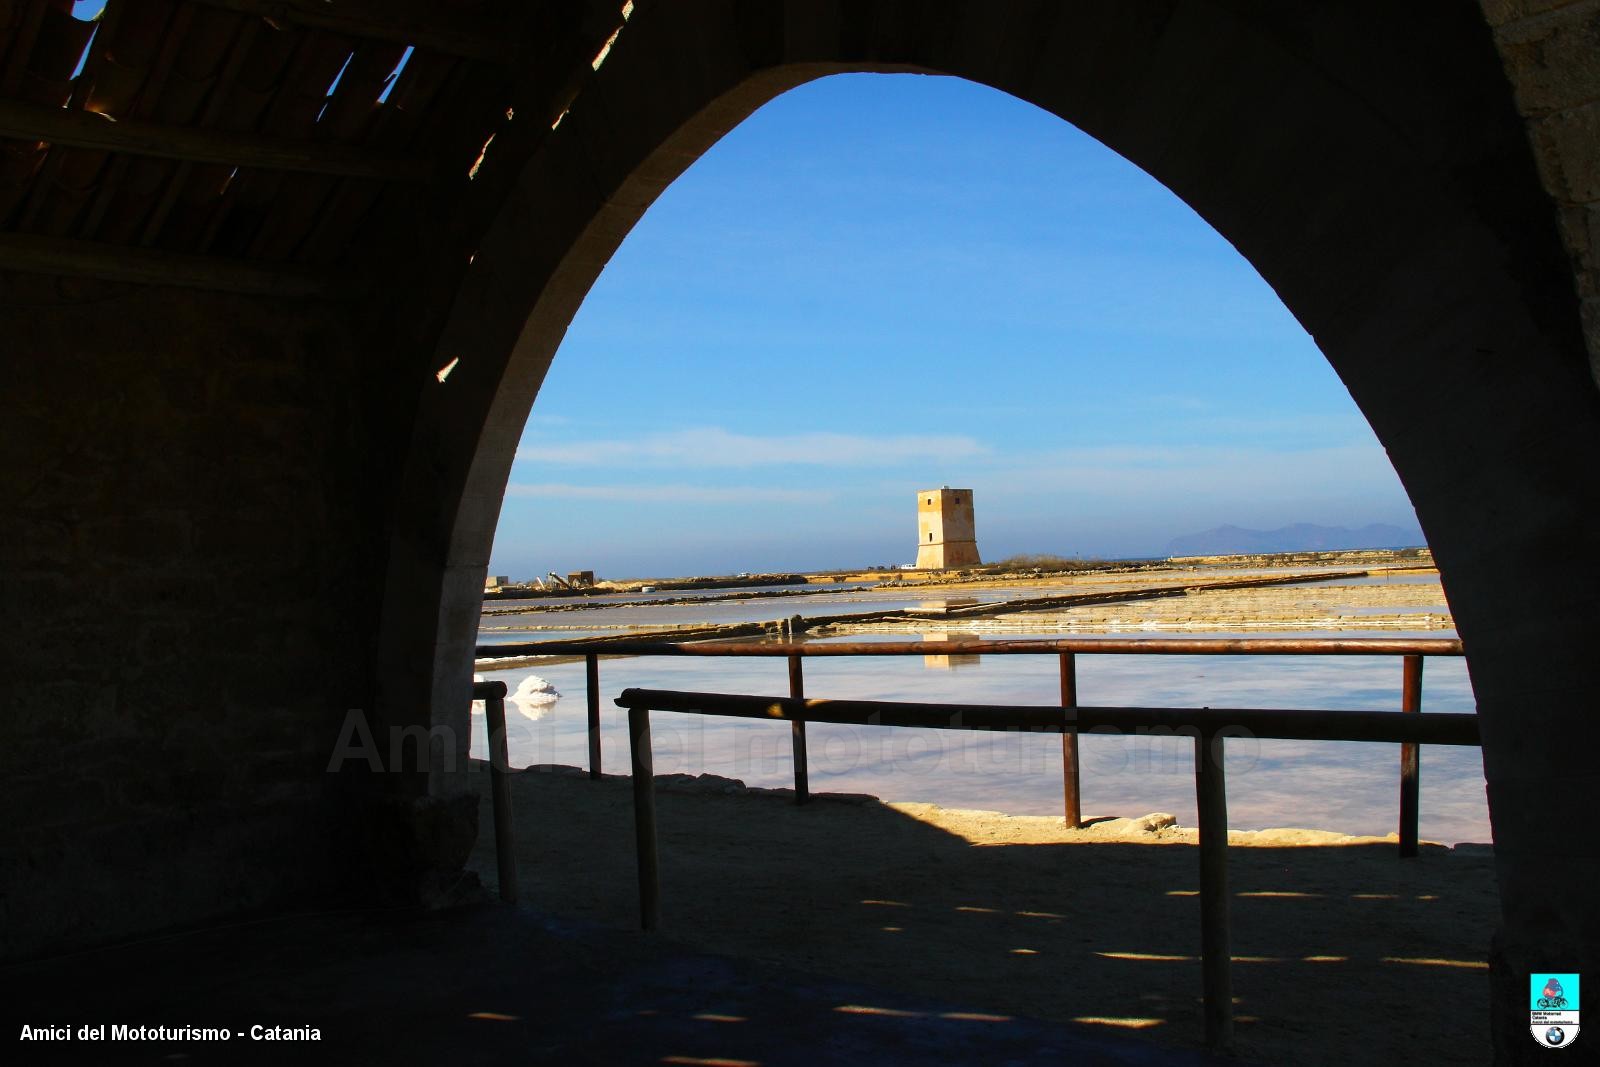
top-left (3, 6), bottom-right (1598, 1059)
top-left (384, 5), bottom-right (1600, 1059)
top-left (1479, 7), bottom-right (1600, 1056)
top-left (1483, 0), bottom-right (1600, 380)
top-left (0, 274), bottom-right (402, 961)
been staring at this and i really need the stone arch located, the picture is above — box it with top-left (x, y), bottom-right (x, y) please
top-left (377, 2), bottom-right (1598, 1048)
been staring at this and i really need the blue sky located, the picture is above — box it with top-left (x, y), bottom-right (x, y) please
top-left (491, 74), bottom-right (1420, 579)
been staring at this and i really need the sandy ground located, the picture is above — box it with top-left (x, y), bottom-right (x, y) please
top-left (467, 766), bottom-right (1498, 1064)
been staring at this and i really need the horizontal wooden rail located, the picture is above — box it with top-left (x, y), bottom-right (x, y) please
top-left (614, 686), bottom-right (1481, 1052)
top-left (483, 639), bottom-right (1465, 838)
top-left (614, 688), bottom-right (1480, 745)
top-left (481, 636), bottom-right (1464, 659)
top-left (481, 638), bottom-right (1465, 849)
top-left (483, 637), bottom-right (1467, 846)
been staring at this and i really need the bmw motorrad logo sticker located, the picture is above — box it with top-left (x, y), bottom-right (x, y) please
top-left (1531, 974), bottom-right (1580, 1049)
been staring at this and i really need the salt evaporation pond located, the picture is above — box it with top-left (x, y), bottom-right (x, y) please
top-left (471, 581), bottom-right (1488, 845)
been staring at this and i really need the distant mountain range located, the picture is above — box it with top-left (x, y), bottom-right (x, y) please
top-left (1166, 523), bottom-right (1423, 557)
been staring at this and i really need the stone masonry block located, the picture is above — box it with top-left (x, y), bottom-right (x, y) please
top-left (1481, 0), bottom-right (1590, 29)
top-left (1530, 98), bottom-right (1600, 203)
top-left (1492, 0), bottom-right (1600, 114)
top-left (1577, 200), bottom-right (1600, 299)
top-left (1583, 297), bottom-right (1600, 380)
top-left (76, 511), bottom-right (194, 563)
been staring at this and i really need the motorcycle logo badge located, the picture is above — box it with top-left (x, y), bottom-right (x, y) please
top-left (1531, 973), bottom-right (1580, 1049)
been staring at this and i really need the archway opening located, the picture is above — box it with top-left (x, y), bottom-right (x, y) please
top-left (373, 6), bottom-right (1600, 1056)
top-left (451, 72), bottom-right (1496, 1056)
top-left (478, 71), bottom-right (1483, 839)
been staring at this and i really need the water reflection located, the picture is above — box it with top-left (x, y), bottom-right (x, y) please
top-left (472, 569), bottom-right (1484, 843)
top-left (472, 672), bottom-right (562, 722)
top-left (916, 597), bottom-right (980, 612)
top-left (469, 629), bottom-right (1488, 844)
top-left (922, 632), bottom-right (982, 670)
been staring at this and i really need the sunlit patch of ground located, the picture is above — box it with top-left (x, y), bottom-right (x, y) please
top-left (468, 767), bottom-right (1497, 1064)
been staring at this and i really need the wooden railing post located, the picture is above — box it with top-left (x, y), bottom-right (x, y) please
top-left (789, 653), bottom-right (809, 804)
top-left (612, 685), bottom-right (1480, 1056)
top-left (1059, 651), bottom-right (1081, 827)
top-left (627, 704), bottom-right (659, 931)
top-left (586, 653), bottom-right (603, 779)
top-left (1195, 729), bottom-right (1233, 1052)
top-left (479, 680), bottom-right (518, 904)
top-left (1398, 653), bottom-right (1423, 858)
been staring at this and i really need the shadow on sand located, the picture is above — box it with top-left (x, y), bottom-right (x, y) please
top-left (469, 763), bottom-right (1498, 1065)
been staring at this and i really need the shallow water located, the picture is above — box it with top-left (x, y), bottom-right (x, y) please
top-left (479, 575), bottom-right (1446, 632)
top-left (480, 587), bottom-right (1033, 630)
top-left (470, 618), bottom-right (1489, 845)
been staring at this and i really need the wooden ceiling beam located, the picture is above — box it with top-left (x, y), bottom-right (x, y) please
top-left (187, 0), bottom-right (520, 63)
top-left (0, 232), bottom-right (360, 297)
top-left (0, 98), bottom-right (434, 180)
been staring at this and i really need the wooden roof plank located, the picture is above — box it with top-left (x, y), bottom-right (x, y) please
top-left (0, 134), bottom-right (46, 225)
top-left (296, 49), bottom-right (458, 262)
top-left (85, 0), bottom-right (179, 117)
top-left (149, 159), bottom-right (233, 249)
top-left (126, 12), bottom-right (258, 244)
top-left (0, 229), bottom-right (360, 295)
top-left (0, 96), bottom-right (434, 178)
top-left (369, 48), bottom-right (457, 146)
top-left (0, 0), bottom-right (50, 97)
top-left (147, 6), bottom-right (249, 122)
top-left (79, 5), bottom-right (240, 242)
top-left (246, 169), bottom-right (330, 259)
top-left (316, 38), bottom-right (404, 141)
top-left (263, 37), bottom-right (410, 261)
top-left (213, 12), bottom-right (298, 131)
top-left (186, 0), bottom-right (520, 64)
top-left (11, 2), bottom-right (123, 232)
top-left (254, 28), bottom-right (355, 136)
top-left (198, 26), bottom-right (358, 255)
top-left (0, 0), bottom-right (33, 76)
top-left (14, 4), bottom-right (95, 107)
top-left (292, 174), bottom-right (378, 263)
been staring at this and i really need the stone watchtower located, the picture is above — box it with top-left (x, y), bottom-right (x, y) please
top-left (915, 488), bottom-right (981, 569)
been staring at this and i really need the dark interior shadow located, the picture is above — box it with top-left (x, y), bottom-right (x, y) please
top-left (464, 763), bottom-right (1498, 1065)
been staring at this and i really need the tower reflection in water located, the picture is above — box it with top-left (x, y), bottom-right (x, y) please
top-left (922, 631), bottom-right (982, 670)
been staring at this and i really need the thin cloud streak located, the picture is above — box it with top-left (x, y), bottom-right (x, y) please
top-left (515, 427), bottom-right (989, 468)
top-left (507, 482), bottom-right (830, 504)
top-left (971, 443), bottom-right (1404, 500)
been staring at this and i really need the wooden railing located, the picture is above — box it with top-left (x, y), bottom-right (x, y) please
top-left (611, 685), bottom-right (1480, 1051)
top-left (471, 679), bottom-right (518, 904)
top-left (475, 636), bottom-right (1464, 855)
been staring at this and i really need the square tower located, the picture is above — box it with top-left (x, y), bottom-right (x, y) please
top-left (915, 487), bottom-right (981, 569)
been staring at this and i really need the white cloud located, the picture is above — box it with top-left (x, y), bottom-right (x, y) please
top-left (1180, 412), bottom-right (1373, 439)
top-left (515, 426), bottom-right (988, 468)
top-left (506, 482), bottom-right (830, 504)
top-left (970, 443), bottom-right (1406, 507)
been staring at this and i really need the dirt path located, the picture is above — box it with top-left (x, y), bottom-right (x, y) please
top-left (467, 766), bottom-right (1497, 1064)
